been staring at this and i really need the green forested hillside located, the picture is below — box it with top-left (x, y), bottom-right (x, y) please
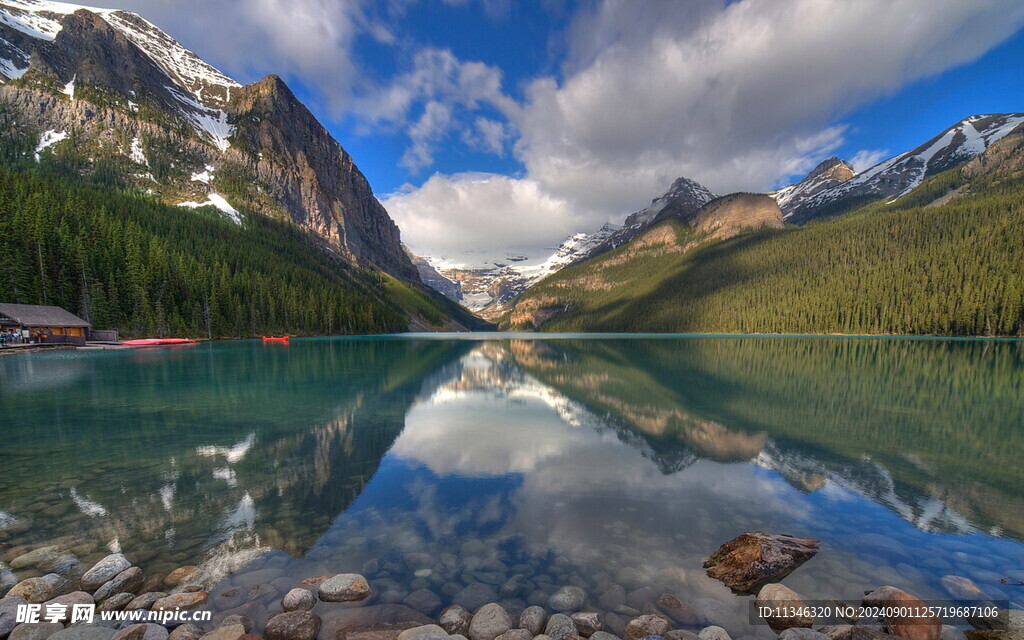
top-left (502, 148), bottom-right (1024, 336)
top-left (0, 166), bottom-right (468, 337)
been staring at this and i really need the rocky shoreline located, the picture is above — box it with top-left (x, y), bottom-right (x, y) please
top-left (1, 533), bottom-right (1021, 640)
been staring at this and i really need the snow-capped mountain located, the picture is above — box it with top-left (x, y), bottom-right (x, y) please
top-left (779, 113), bottom-right (1024, 222)
top-left (0, 0), bottom-right (239, 149)
top-left (419, 175), bottom-right (714, 315)
top-left (771, 157), bottom-right (854, 215)
top-left (0, 0), bottom-right (420, 282)
top-left (429, 223), bottom-right (622, 314)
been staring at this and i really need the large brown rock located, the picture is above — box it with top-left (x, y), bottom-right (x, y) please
top-left (862, 587), bottom-right (941, 640)
top-left (703, 532), bottom-right (820, 592)
top-left (264, 611), bottom-right (321, 640)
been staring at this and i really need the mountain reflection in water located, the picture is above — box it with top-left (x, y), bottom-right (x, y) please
top-left (1, 336), bottom-right (1023, 629)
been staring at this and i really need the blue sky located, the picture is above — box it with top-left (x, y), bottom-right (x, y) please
top-left (105, 0), bottom-right (1024, 266)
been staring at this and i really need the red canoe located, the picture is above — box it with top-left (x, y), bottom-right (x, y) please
top-left (121, 338), bottom-right (197, 346)
top-left (262, 336), bottom-right (290, 342)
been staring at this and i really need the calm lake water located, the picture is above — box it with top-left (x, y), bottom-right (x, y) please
top-left (1, 335), bottom-right (1023, 636)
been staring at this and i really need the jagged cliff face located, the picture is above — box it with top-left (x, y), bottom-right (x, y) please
top-left (0, 0), bottom-right (419, 283)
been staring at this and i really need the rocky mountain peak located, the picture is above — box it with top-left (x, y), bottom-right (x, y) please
top-left (806, 157), bottom-right (854, 181)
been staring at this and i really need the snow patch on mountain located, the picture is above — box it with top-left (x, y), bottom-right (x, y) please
top-left (34, 128), bottom-right (65, 161)
top-left (179, 193), bottom-right (241, 224)
top-left (61, 74), bottom-right (74, 99)
top-left (190, 165), bottom-right (214, 183)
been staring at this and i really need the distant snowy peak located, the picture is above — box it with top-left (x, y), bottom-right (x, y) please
top-left (527, 222), bottom-right (622, 279)
top-left (0, 0), bottom-right (240, 106)
top-left (782, 113), bottom-right (1024, 222)
top-left (625, 176), bottom-right (717, 228)
top-left (771, 157), bottom-right (854, 213)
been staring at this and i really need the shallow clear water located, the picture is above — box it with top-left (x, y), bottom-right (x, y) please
top-left (2, 335), bottom-right (1023, 636)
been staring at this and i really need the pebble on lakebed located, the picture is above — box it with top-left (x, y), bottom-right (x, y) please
top-left (0, 535), bottom-right (1020, 640)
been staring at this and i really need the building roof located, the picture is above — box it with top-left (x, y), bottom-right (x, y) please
top-left (0, 303), bottom-right (91, 327)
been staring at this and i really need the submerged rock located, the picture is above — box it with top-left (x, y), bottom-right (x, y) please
top-left (656, 595), bottom-right (703, 627)
top-left (703, 532), bottom-right (819, 592)
top-left (549, 587), bottom-right (586, 613)
top-left (397, 626), bottom-right (448, 640)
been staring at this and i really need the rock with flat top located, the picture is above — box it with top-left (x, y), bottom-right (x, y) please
top-left (703, 532), bottom-right (819, 592)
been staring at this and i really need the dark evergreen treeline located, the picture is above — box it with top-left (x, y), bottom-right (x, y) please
top-left (0, 166), bottom-right (414, 337)
top-left (511, 169), bottom-right (1024, 336)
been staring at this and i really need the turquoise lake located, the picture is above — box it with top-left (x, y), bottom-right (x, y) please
top-left (1, 335), bottom-right (1023, 636)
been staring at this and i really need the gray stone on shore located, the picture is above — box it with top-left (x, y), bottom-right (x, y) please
top-left (453, 585), bottom-right (497, 613)
top-left (81, 556), bottom-right (131, 592)
top-left (93, 569), bottom-right (144, 603)
top-left (110, 625), bottom-right (169, 640)
top-left (664, 631), bottom-right (696, 640)
top-left (755, 584), bottom-right (812, 632)
top-left (318, 575), bottom-right (371, 603)
top-left (166, 626), bottom-right (204, 640)
top-left (549, 587), bottom-right (586, 613)
top-left (9, 579), bottom-right (57, 605)
top-left (591, 633), bottom-right (622, 640)
top-left (282, 589), bottom-right (316, 613)
top-left (624, 615), bottom-right (671, 640)
top-left (2, 596), bottom-right (30, 640)
top-left (779, 630), bottom-right (831, 640)
top-left (396, 625), bottom-right (449, 640)
top-left (97, 593), bottom-right (135, 612)
top-left (41, 593), bottom-right (93, 624)
top-left (696, 628), bottom-right (731, 640)
top-left (197, 625), bottom-right (245, 640)
top-left (264, 611), bottom-right (321, 640)
top-left (9, 623), bottom-right (64, 640)
top-left (468, 603), bottom-right (512, 640)
top-left (571, 613), bottom-right (604, 638)
top-left (494, 630), bottom-right (531, 640)
top-left (519, 606), bottom-right (547, 636)
top-left (165, 626), bottom-right (201, 640)
top-left (439, 606), bottom-right (472, 637)
top-left (124, 593), bottom-right (165, 612)
top-left (544, 614), bottom-right (578, 640)
top-left (49, 627), bottom-right (117, 640)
